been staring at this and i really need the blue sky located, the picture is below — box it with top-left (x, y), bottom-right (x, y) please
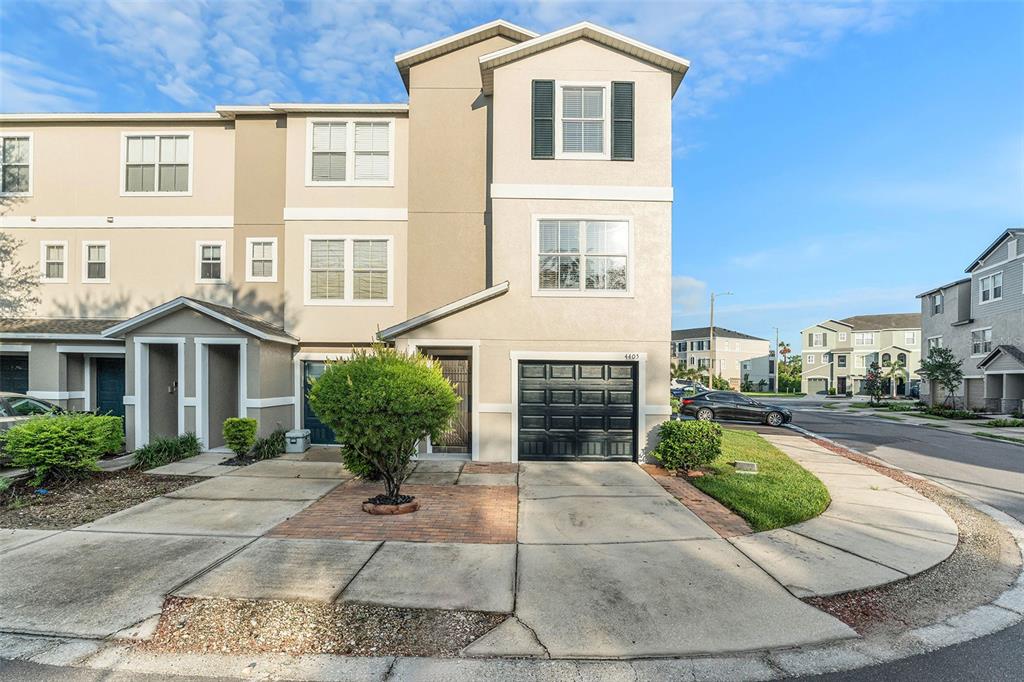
top-left (1, 1), bottom-right (1021, 351)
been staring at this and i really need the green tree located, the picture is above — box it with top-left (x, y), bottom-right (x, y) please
top-left (863, 362), bottom-right (885, 405)
top-left (919, 346), bottom-right (964, 408)
top-left (308, 346), bottom-right (459, 502)
top-left (0, 231), bottom-right (40, 321)
top-left (884, 359), bottom-right (908, 398)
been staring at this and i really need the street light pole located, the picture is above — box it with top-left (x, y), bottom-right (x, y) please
top-left (709, 291), bottom-right (733, 389)
top-left (773, 326), bottom-right (780, 393)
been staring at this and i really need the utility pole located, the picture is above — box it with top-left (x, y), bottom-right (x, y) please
top-left (708, 291), bottom-right (733, 389)
top-left (773, 326), bottom-right (780, 393)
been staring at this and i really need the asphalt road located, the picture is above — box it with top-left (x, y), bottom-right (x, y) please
top-left (789, 406), bottom-right (1024, 681)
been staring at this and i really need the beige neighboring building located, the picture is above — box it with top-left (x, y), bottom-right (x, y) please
top-left (671, 327), bottom-right (773, 390)
top-left (0, 21), bottom-right (688, 462)
top-left (800, 314), bottom-right (922, 396)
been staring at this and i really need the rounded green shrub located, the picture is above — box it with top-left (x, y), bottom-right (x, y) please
top-left (2, 414), bottom-right (123, 485)
top-left (652, 419), bottom-right (722, 472)
top-left (223, 417), bottom-right (257, 457)
top-left (308, 346), bottom-right (459, 501)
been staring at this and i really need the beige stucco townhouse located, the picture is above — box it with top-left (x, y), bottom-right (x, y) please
top-left (0, 21), bottom-right (688, 462)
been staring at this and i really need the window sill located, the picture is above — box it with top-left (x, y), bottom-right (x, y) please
top-left (553, 152), bottom-right (612, 161)
top-left (0, 191), bottom-right (32, 198)
top-left (195, 279), bottom-right (227, 285)
top-left (304, 180), bottom-right (394, 188)
top-left (246, 277), bottom-right (278, 284)
top-left (532, 290), bottom-right (633, 299)
top-left (304, 299), bottom-right (393, 307)
top-left (121, 190), bottom-right (193, 197)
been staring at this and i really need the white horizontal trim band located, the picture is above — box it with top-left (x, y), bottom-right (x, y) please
top-left (479, 402), bottom-right (513, 413)
top-left (644, 405), bottom-right (673, 415)
top-left (55, 345), bottom-right (126, 355)
top-left (183, 398), bottom-right (198, 407)
top-left (284, 207), bottom-right (408, 221)
top-left (0, 344), bottom-right (32, 353)
top-left (1, 215), bottom-right (234, 229)
top-left (122, 396), bottom-right (137, 405)
top-left (27, 390), bottom-right (86, 400)
top-left (246, 396), bottom-right (296, 408)
top-left (0, 333), bottom-right (108, 340)
top-left (490, 184), bottom-right (673, 202)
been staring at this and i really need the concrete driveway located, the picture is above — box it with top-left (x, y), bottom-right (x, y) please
top-left (483, 461), bottom-right (856, 658)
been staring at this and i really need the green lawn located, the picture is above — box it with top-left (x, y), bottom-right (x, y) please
top-left (913, 412), bottom-right (947, 421)
top-left (877, 414), bottom-right (904, 421)
top-left (980, 418), bottom-right (1024, 428)
top-left (691, 429), bottom-right (831, 532)
top-left (925, 423), bottom-right (949, 429)
top-left (973, 431), bottom-right (1024, 446)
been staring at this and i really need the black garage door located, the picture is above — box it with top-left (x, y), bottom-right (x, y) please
top-left (518, 360), bottom-right (637, 461)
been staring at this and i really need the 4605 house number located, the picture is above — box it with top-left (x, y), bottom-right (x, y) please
top-left (623, 353), bottom-right (641, 360)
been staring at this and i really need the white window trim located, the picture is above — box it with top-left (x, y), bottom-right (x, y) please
top-left (805, 354), bottom-right (815, 365)
top-left (838, 332), bottom-right (847, 342)
top-left (978, 271), bottom-right (1003, 305)
top-left (303, 234), bottom-right (395, 307)
top-left (195, 240), bottom-right (227, 284)
top-left (0, 131), bottom-right (33, 197)
top-left (39, 240), bottom-right (68, 283)
top-left (554, 81), bottom-right (612, 161)
top-left (926, 335), bottom-right (943, 350)
top-left (81, 240), bottom-right (110, 284)
top-left (244, 237), bottom-right (278, 283)
top-left (904, 331), bottom-right (917, 345)
top-left (304, 118), bottom-right (396, 187)
top-left (531, 214), bottom-right (634, 298)
top-left (970, 326), bottom-right (993, 357)
top-left (812, 332), bottom-right (824, 348)
top-left (119, 131), bottom-right (194, 197)
top-left (854, 332), bottom-right (875, 346)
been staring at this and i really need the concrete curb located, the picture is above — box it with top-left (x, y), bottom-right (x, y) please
top-left (3, 426), bottom-right (1022, 680)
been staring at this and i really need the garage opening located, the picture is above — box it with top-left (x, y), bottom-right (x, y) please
top-left (518, 360), bottom-right (637, 462)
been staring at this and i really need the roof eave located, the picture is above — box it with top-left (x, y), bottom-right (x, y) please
top-left (102, 297), bottom-right (297, 345)
top-left (379, 281), bottom-right (510, 340)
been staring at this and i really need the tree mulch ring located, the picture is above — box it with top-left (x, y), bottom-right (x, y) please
top-left (0, 470), bottom-right (201, 530)
top-left (142, 596), bottom-right (506, 657)
top-left (365, 494), bottom-right (415, 506)
top-left (363, 493), bottom-right (418, 515)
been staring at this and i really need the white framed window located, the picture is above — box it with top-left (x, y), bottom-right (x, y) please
top-left (932, 293), bottom-right (944, 315)
top-left (304, 235), bottom-right (393, 306)
top-left (195, 241), bottom-right (226, 284)
top-left (533, 217), bottom-right (631, 297)
top-left (81, 241), bottom-right (110, 283)
top-left (927, 336), bottom-right (943, 350)
top-left (0, 133), bottom-right (32, 196)
top-left (39, 240), bottom-right (67, 283)
top-left (811, 332), bottom-right (824, 347)
top-left (245, 237), bottom-right (277, 283)
top-left (837, 355), bottom-right (847, 368)
top-left (855, 355), bottom-right (868, 369)
top-left (838, 332), bottom-right (847, 342)
top-left (305, 119), bottom-right (394, 186)
top-left (555, 82), bottom-right (610, 160)
top-left (979, 272), bottom-right (1002, 303)
top-left (121, 132), bottom-right (192, 195)
top-left (854, 332), bottom-right (875, 346)
top-left (806, 354), bottom-right (815, 365)
top-left (971, 327), bottom-right (992, 356)
top-left (905, 331), bottom-right (917, 345)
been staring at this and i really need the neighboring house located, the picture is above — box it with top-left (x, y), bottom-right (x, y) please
top-left (918, 228), bottom-right (1024, 412)
top-left (800, 314), bottom-right (922, 395)
top-left (671, 327), bottom-right (773, 390)
top-left (0, 21), bottom-right (688, 462)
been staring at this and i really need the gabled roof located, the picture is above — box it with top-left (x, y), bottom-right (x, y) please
top-left (839, 313), bottom-right (921, 331)
top-left (966, 228), bottom-right (1023, 273)
top-left (0, 317), bottom-right (124, 340)
top-left (671, 326), bottom-right (767, 342)
top-left (479, 22), bottom-right (690, 95)
top-left (394, 20), bottom-right (538, 90)
top-left (977, 345), bottom-right (1024, 370)
top-left (102, 297), bottom-right (297, 345)
top-left (378, 281), bottom-right (510, 340)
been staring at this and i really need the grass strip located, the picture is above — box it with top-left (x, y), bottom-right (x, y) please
top-left (973, 431), bottom-right (1024, 446)
top-left (691, 429), bottom-right (831, 532)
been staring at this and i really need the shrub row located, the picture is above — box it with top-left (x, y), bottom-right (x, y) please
top-left (1, 414), bottom-right (124, 485)
top-left (653, 419), bottom-right (722, 472)
top-left (133, 433), bottom-right (201, 470)
top-left (925, 405), bottom-right (979, 420)
top-left (251, 428), bottom-right (287, 460)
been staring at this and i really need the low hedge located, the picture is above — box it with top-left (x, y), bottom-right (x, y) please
top-left (925, 405), bottom-right (979, 420)
top-left (223, 417), bottom-right (257, 457)
top-left (653, 419), bottom-right (722, 472)
top-left (251, 428), bottom-right (287, 460)
top-left (2, 414), bottom-right (123, 485)
top-left (133, 433), bottom-right (201, 470)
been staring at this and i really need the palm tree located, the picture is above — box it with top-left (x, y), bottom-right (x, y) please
top-left (778, 342), bottom-right (792, 364)
top-left (885, 360), bottom-right (908, 399)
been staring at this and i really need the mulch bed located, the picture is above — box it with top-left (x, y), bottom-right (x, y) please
top-left (143, 596), bottom-right (506, 657)
top-left (0, 470), bottom-right (201, 530)
top-left (802, 436), bottom-right (1021, 635)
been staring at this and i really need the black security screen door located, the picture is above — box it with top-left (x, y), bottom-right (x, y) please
top-left (518, 360), bottom-right (637, 461)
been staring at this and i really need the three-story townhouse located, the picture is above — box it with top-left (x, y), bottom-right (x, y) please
top-left (670, 327), bottom-right (772, 389)
top-left (0, 20), bottom-right (688, 462)
top-left (800, 314), bottom-right (921, 395)
top-left (918, 229), bottom-right (1024, 412)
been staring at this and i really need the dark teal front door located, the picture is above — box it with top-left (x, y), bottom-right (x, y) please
top-left (0, 355), bottom-right (29, 394)
top-left (303, 361), bottom-right (336, 444)
top-left (94, 357), bottom-right (126, 418)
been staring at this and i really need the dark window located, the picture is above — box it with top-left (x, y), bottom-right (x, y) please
top-left (837, 355), bottom-right (847, 368)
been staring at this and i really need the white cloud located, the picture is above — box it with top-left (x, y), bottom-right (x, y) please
top-left (672, 275), bottom-right (708, 315)
top-left (0, 52), bottom-right (96, 111)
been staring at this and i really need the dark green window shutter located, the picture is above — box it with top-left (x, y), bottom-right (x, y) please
top-left (532, 80), bottom-right (555, 159)
top-left (611, 81), bottom-right (634, 161)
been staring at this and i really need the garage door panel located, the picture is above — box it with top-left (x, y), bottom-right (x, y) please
top-left (518, 360), bottom-right (637, 462)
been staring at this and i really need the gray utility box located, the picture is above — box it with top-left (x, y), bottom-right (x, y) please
top-left (285, 429), bottom-right (311, 453)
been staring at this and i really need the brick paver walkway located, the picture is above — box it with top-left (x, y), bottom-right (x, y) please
top-left (462, 462), bottom-right (519, 474)
top-left (267, 481), bottom-right (517, 544)
top-left (640, 464), bottom-right (753, 538)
